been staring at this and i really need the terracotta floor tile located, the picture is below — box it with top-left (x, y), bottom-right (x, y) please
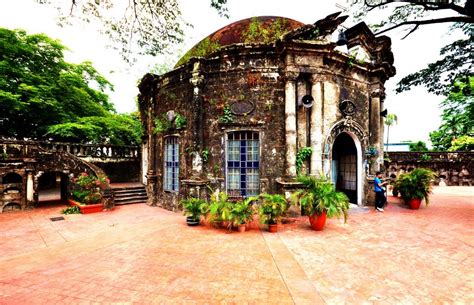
top-left (0, 186), bottom-right (472, 304)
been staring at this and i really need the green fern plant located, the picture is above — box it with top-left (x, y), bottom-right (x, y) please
top-left (181, 197), bottom-right (208, 221)
top-left (393, 168), bottom-right (436, 205)
top-left (229, 196), bottom-right (258, 228)
top-left (258, 193), bottom-right (288, 225)
top-left (293, 175), bottom-right (349, 222)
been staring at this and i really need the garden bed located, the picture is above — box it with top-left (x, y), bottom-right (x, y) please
top-left (68, 199), bottom-right (103, 214)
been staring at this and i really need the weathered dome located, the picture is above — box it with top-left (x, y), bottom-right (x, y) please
top-left (175, 16), bottom-right (304, 67)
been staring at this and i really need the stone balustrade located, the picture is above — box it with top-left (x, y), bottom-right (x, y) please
top-left (385, 151), bottom-right (473, 186)
top-left (1, 139), bottom-right (139, 161)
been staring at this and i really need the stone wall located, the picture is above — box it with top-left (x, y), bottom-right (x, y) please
top-left (138, 16), bottom-right (396, 210)
top-left (385, 152), bottom-right (473, 186)
top-left (93, 161), bottom-right (140, 183)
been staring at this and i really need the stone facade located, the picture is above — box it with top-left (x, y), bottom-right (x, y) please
top-left (138, 13), bottom-right (396, 210)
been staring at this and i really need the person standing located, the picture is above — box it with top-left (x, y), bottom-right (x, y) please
top-left (374, 171), bottom-right (388, 212)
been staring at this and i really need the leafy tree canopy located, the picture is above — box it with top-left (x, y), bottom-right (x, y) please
top-left (37, 0), bottom-right (229, 63)
top-left (0, 27), bottom-right (142, 145)
top-left (409, 140), bottom-right (429, 151)
top-left (429, 76), bottom-right (473, 150)
top-left (351, 0), bottom-right (473, 95)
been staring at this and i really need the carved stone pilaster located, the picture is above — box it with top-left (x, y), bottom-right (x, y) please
top-left (190, 61), bottom-right (205, 179)
top-left (284, 72), bottom-right (298, 177)
top-left (146, 173), bottom-right (158, 206)
top-left (369, 86), bottom-right (384, 173)
top-left (283, 71), bottom-right (300, 82)
top-left (310, 76), bottom-right (323, 175)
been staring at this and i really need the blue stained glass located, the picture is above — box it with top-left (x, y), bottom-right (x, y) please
top-left (164, 137), bottom-right (179, 191)
top-left (226, 131), bottom-right (260, 197)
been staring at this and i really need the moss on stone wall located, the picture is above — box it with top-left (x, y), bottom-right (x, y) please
top-left (242, 17), bottom-right (288, 44)
top-left (175, 37), bottom-right (222, 67)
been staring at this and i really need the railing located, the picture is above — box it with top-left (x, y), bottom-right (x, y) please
top-left (0, 139), bottom-right (140, 160)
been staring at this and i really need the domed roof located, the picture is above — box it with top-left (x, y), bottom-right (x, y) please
top-left (175, 16), bottom-right (304, 67)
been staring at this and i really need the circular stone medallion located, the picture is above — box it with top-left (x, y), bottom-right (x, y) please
top-left (339, 100), bottom-right (356, 116)
top-left (230, 101), bottom-right (255, 115)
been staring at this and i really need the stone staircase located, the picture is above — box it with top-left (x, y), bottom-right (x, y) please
top-left (112, 185), bottom-right (148, 205)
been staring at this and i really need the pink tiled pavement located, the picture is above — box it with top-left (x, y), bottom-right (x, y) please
top-left (0, 187), bottom-right (472, 304)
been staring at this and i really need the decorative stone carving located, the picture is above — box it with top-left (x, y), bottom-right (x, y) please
top-left (283, 71), bottom-right (300, 81)
top-left (339, 100), bottom-right (356, 117)
top-left (229, 101), bottom-right (255, 116)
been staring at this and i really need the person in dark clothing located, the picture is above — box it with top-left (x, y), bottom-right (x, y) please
top-left (374, 171), bottom-right (388, 212)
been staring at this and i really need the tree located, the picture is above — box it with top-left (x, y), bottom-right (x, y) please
top-left (37, 0), bottom-right (229, 62)
top-left (0, 27), bottom-right (142, 145)
top-left (384, 113), bottom-right (398, 150)
top-left (429, 76), bottom-right (473, 150)
top-left (46, 112), bottom-right (143, 145)
top-left (351, 0), bottom-right (473, 96)
top-left (351, 1), bottom-right (473, 151)
top-left (409, 141), bottom-right (429, 151)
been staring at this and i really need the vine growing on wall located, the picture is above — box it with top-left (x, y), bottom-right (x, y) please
top-left (296, 147), bottom-right (312, 175)
top-left (153, 115), bottom-right (172, 135)
top-left (201, 148), bottom-right (210, 163)
top-left (174, 113), bottom-right (187, 129)
top-left (219, 105), bottom-right (234, 123)
top-left (153, 112), bottom-right (187, 134)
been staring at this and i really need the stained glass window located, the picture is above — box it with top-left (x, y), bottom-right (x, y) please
top-left (164, 137), bottom-right (179, 191)
top-left (226, 131), bottom-right (260, 197)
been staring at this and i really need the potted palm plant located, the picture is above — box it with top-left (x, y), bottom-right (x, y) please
top-left (229, 196), bottom-right (258, 232)
top-left (258, 193), bottom-right (288, 233)
top-left (207, 191), bottom-right (233, 229)
top-left (393, 168), bottom-right (436, 209)
top-left (181, 197), bottom-right (207, 226)
top-left (293, 175), bottom-right (349, 231)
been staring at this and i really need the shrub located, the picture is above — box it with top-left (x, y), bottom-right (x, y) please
top-left (70, 172), bottom-right (110, 205)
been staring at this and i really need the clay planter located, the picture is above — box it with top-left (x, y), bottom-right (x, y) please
top-left (408, 198), bottom-right (422, 210)
top-left (308, 211), bottom-right (327, 231)
top-left (268, 223), bottom-right (278, 233)
top-left (186, 216), bottom-right (200, 226)
top-left (237, 224), bottom-right (246, 233)
top-left (68, 199), bottom-right (103, 214)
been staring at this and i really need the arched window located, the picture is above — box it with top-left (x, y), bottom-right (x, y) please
top-left (226, 131), bottom-right (260, 197)
top-left (164, 137), bottom-right (179, 191)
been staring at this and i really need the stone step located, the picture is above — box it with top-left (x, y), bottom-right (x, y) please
top-left (115, 195), bottom-right (148, 202)
top-left (111, 185), bottom-right (148, 205)
top-left (114, 189), bottom-right (147, 195)
top-left (112, 186), bottom-right (146, 192)
top-left (115, 199), bottom-right (147, 205)
top-left (114, 192), bottom-right (147, 198)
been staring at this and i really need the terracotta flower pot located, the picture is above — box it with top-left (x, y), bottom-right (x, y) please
top-left (268, 223), bottom-right (278, 233)
top-left (237, 224), bottom-right (246, 233)
top-left (308, 211), bottom-right (327, 231)
top-left (409, 198), bottom-right (422, 210)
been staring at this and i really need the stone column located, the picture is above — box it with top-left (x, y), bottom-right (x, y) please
top-left (147, 102), bottom-right (158, 206)
top-left (310, 75), bottom-right (324, 175)
top-left (26, 172), bottom-right (34, 203)
top-left (190, 61), bottom-right (205, 179)
top-left (380, 99), bottom-right (385, 160)
top-left (370, 89), bottom-right (382, 173)
top-left (285, 72), bottom-right (299, 177)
